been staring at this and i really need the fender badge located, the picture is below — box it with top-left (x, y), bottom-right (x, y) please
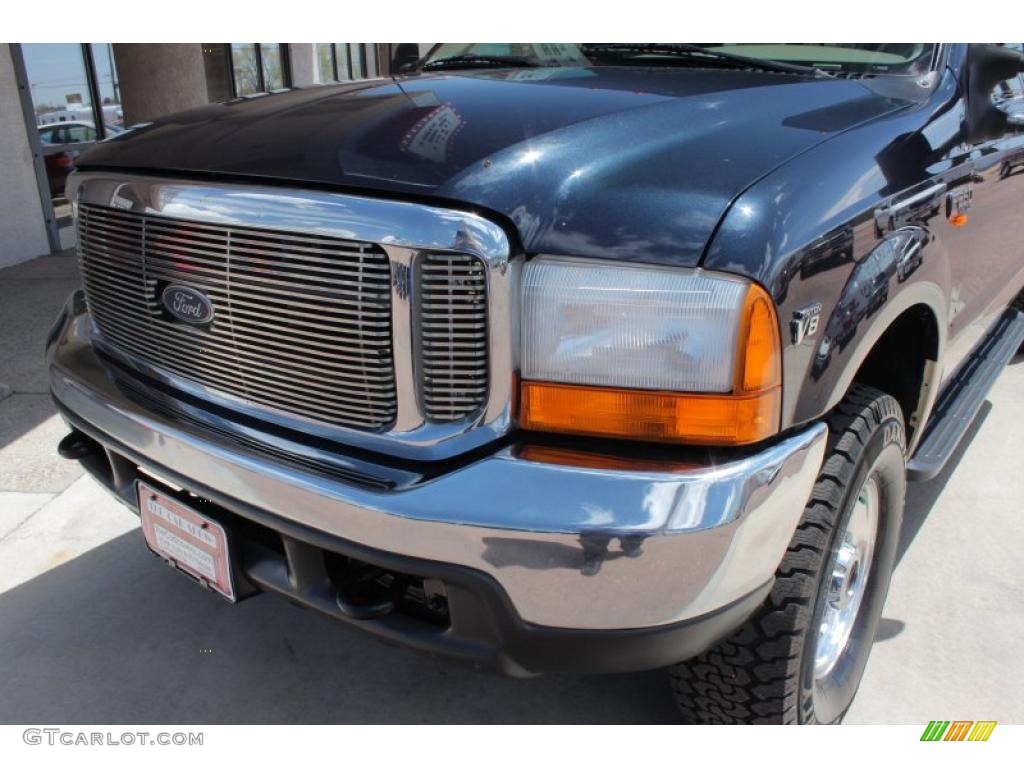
top-left (791, 302), bottom-right (823, 345)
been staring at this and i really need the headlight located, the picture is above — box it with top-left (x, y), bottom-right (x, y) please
top-left (520, 256), bottom-right (782, 445)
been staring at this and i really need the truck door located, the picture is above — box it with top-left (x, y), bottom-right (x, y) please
top-left (939, 43), bottom-right (1024, 377)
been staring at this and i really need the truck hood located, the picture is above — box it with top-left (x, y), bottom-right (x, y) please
top-left (79, 68), bottom-right (910, 265)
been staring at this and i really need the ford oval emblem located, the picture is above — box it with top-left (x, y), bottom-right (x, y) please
top-left (162, 284), bottom-right (214, 326)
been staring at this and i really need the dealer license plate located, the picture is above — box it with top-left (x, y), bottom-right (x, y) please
top-left (137, 481), bottom-right (236, 602)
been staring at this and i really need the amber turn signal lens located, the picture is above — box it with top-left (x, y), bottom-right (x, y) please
top-left (737, 283), bottom-right (783, 394)
top-left (520, 281), bottom-right (782, 446)
top-left (521, 383), bottom-right (781, 445)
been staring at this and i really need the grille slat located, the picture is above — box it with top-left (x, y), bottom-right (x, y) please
top-left (78, 204), bottom-right (399, 432)
top-left (145, 253), bottom-right (391, 293)
top-left (149, 282), bottom-right (394, 328)
top-left (101, 313), bottom-right (395, 390)
top-left (419, 253), bottom-right (489, 422)
top-left (93, 315), bottom-right (396, 421)
top-left (209, 321), bottom-right (392, 361)
top-left (144, 244), bottom-right (392, 278)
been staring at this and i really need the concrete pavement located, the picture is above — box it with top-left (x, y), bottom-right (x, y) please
top-left (1, 252), bottom-right (1021, 723)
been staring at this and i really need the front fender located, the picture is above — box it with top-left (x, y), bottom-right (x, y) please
top-left (801, 262), bottom-right (948, 428)
top-left (702, 70), bottom-right (961, 437)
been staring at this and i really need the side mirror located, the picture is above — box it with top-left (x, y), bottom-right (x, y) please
top-left (391, 44), bottom-right (421, 74)
top-left (965, 44), bottom-right (1024, 143)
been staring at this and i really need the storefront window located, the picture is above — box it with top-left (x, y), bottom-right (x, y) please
top-left (212, 44), bottom-right (291, 97)
top-left (261, 44), bottom-right (286, 91)
top-left (19, 43), bottom-right (110, 247)
top-left (231, 43), bottom-right (261, 96)
top-left (337, 45), bottom-right (353, 80)
top-left (22, 43), bottom-right (94, 133)
top-left (90, 43), bottom-right (123, 133)
top-left (316, 44), bottom-right (335, 84)
top-left (349, 44), bottom-right (365, 79)
top-left (314, 44), bottom-right (373, 83)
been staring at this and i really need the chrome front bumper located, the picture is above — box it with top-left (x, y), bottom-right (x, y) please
top-left (49, 292), bottom-right (827, 633)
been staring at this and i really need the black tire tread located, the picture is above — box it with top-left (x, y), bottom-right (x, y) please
top-left (669, 384), bottom-right (904, 724)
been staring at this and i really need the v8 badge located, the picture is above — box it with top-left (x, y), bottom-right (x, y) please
top-left (791, 302), bottom-right (823, 345)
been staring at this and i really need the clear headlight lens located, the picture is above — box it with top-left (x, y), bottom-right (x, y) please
top-left (522, 258), bottom-right (748, 391)
top-left (519, 256), bottom-right (782, 445)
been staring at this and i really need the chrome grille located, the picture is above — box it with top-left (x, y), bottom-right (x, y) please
top-left (419, 253), bottom-right (489, 421)
top-left (77, 203), bottom-right (397, 431)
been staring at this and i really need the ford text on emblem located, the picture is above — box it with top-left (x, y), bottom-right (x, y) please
top-left (162, 285), bottom-right (214, 326)
top-left (791, 301), bottom-right (822, 345)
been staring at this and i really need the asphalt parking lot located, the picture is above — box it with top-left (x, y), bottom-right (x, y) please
top-left (1, 251), bottom-right (1022, 724)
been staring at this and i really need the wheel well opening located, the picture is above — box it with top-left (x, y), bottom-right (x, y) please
top-left (851, 305), bottom-right (939, 443)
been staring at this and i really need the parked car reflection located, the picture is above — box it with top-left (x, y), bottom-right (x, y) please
top-left (999, 146), bottom-right (1024, 179)
top-left (38, 121), bottom-right (124, 198)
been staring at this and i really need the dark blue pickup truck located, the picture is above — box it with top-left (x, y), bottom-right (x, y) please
top-left (48, 43), bottom-right (1024, 723)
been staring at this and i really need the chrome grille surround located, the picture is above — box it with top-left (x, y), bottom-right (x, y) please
top-left (68, 173), bottom-right (517, 461)
top-left (79, 203), bottom-right (397, 431)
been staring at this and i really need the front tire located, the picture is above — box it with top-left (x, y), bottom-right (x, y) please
top-left (669, 384), bottom-right (906, 724)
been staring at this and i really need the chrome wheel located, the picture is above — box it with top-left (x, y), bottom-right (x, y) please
top-left (813, 475), bottom-right (879, 681)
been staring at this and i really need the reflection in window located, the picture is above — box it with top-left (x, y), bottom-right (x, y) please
top-left (314, 44), bottom-right (374, 84)
top-left (22, 43), bottom-right (93, 128)
top-left (212, 43), bottom-right (292, 97)
top-left (350, 44), bottom-right (365, 79)
top-left (21, 43), bottom-right (99, 212)
top-left (231, 43), bottom-right (261, 96)
top-left (261, 44), bottom-right (285, 90)
top-left (64, 124), bottom-right (97, 143)
top-left (90, 43), bottom-right (123, 131)
top-left (316, 44), bottom-right (335, 84)
top-left (337, 45), bottom-right (352, 80)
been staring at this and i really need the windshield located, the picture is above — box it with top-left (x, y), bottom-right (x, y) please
top-left (423, 43), bottom-right (940, 77)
